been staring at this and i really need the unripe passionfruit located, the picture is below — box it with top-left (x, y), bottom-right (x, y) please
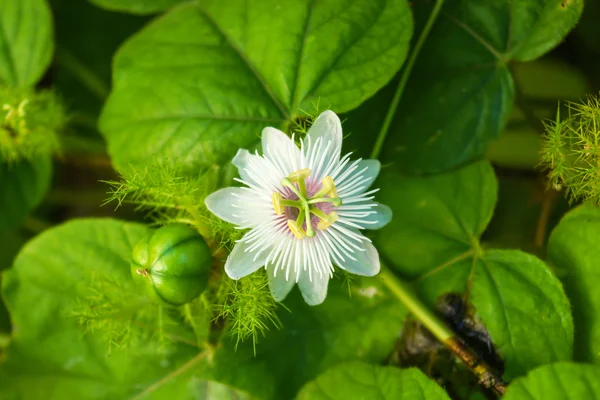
top-left (131, 224), bottom-right (212, 306)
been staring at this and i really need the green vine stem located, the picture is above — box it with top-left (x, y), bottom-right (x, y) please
top-left (370, 0), bottom-right (507, 395)
top-left (370, 0), bottom-right (445, 160)
top-left (378, 267), bottom-right (507, 396)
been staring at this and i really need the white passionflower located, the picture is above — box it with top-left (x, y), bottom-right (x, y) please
top-left (205, 111), bottom-right (392, 305)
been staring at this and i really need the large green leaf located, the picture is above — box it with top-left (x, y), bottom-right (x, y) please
top-left (188, 379), bottom-right (253, 400)
top-left (0, 217), bottom-right (408, 399)
top-left (252, 277), bottom-right (408, 399)
top-left (0, 0), bottom-right (54, 87)
top-left (89, 0), bottom-right (189, 15)
top-left (345, 0), bottom-right (582, 173)
top-left (296, 362), bottom-right (450, 400)
top-left (1, 219), bottom-right (180, 398)
top-left (377, 160), bottom-right (496, 277)
top-left (548, 204), bottom-right (600, 364)
top-left (504, 362), bottom-right (600, 399)
top-left (0, 156), bottom-right (52, 234)
top-left (377, 160), bottom-right (573, 380)
top-left (99, 0), bottom-right (413, 173)
top-left (0, 219), bottom-right (275, 399)
top-left (417, 249), bottom-right (573, 380)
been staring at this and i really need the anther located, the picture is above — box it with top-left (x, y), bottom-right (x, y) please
top-left (272, 192), bottom-right (284, 215)
top-left (321, 176), bottom-right (338, 198)
top-left (287, 220), bottom-right (306, 239)
top-left (317, 212), bottom-right (338, 230)
top-left (288, 168), bottom-right (311, 183)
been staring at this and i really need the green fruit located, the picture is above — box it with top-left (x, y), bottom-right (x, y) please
top-left (131, 224), bottom-right (212, 306)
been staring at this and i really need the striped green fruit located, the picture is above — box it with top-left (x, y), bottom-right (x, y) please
top-left (131, 223), bottom-right (211, 306)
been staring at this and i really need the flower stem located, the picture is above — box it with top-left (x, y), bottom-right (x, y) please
top-left (378, 266), bottom-right (452, 341)
top-left (378, 265), bottom-right (507, 396)
top-left (370, 0), bottom-right (445, 160)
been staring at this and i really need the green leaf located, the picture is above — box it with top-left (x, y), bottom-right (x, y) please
top-left (418, 249), bottom-right (573, 380)
top-left (89, 0), bottom-right (190, 15)
top-left (0, 0), bottom-right (54, 87)
top-left (548, 204), bottom-right (600, 364)
top-left (0, 218), bottom-right (277, 399)
top-left (0, 230), bottom-right (27, 269)
top-left (1, 219), bottom-right (184, 398)
top-left (99, 0), bottom-right (413, 173)
top-left (251, 277), bottom-right (407, 399)
top-left (0, 157), bottom-right (52, 234)
top-left (188, 378), bottom-right (253, 400)
top-left (504, 362), bottom-right (600, 399)
top-left (480, 177), bottom-right (543, 252)
top-left (507, 1), bottom-right (585, 62)
top-left (296, 362), bottom-right (450, 400)
top-left (377, 160), bottom-right (496, 277)
top-left (346, 0), bottom-right (582, 174)
top-left (377, 161), bottom-right (573, 379)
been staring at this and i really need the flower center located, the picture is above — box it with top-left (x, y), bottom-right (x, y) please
top-left (272, 168), bottom-right (342, 239)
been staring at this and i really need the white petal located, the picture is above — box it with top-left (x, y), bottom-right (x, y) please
top-left (297, 271), bottom-right (329, 306)
top-left (232, 149), bottom-right (259, 185)
top-left (358, 159), bottom-right (380, 189)
top-left (224, 238), bottom-right (269, 280)
top-left (307, 110), bottom-right (342, 160)
top-left (204, 187), bottom-right (249, 226)
top-left (262, 127), bottom-right (299, 173)
top-left (267, 263), bottom-right (296, 302)
top-left (336, 159), bottom-right (381, 197)
top-left (363, 203), bottom-right (392, 230)
top-left (338, 241), bottom-right (380, 276)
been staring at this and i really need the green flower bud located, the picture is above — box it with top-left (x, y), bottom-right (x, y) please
top-left (131, 224), bottom-right (212, 306)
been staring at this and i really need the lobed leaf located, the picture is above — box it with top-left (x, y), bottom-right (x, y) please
top-left (0, 0), bottom-right (53, 87)
top-left (377, 160), bottom-right (573, 379)
top-left (296, 362), bottom-right (451, 400)
top-left (504, 362), bottom-right (600, 399)
top-left (345, 0), bottom-right (583, 173)
top-left (0, 219), bottom-right (274, 399)
top-left (99, 0), bottom-right (413, 173)
top-left (548, 204), bottom-right (600, 364)
top-left (89, 0), bottom-right (190, 15)
top-left (0, 156), bottom-right (52, 234)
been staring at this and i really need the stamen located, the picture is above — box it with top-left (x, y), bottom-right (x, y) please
top-left (322, 176), bottom-right (339, 198)
top-left (272, 192), bottom-right (284, 215)
top-left (288, 168), bottom-right (311, 182)
top-left (313, 176), bottom-right (334, 198)
top-left (318, 212), bottom-right (339, 231)
top-left (281, 199), bottom-right (302, 207)
top-left (308, 197), bottom-right (342, 206)
top-left (287, 220), bottom-right (306, 239)
top-left (296, 208), bottom-right (306, 227)
top-left (281, 177), bottom-right (303, 198)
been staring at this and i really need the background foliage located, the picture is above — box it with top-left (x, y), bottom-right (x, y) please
top-left (1, 0), bottom-right (599, 399)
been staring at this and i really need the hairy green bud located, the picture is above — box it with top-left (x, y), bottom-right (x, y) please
top-left (0, 85), bottom-right (66, 162)
top-left (540, 96), bottom-right (600, 204)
